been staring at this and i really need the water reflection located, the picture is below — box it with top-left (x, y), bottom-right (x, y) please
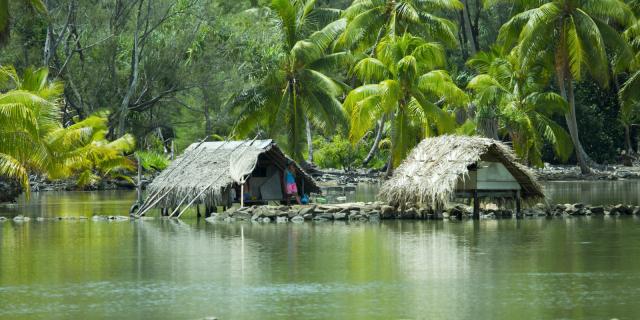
top-left (2, 218), bottom-right (640, 319)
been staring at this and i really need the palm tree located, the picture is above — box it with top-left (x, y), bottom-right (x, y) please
top-left (467, 47), bottom-right (574, 166)
top-left (0, 66), bottom-right (63, 198)
top-left (0, 66), bottom-right (135, 200)
top-left (339, 0), bottom-right (462, 166)
top-left (0, 0), bottom-right (46, 45)
top-left (338, 0), bottom-right (462, 52)
top-left (344, 33), bottom-right (468, 175)
top-left (618, 3), bottom-right (640, 154)
top-left (232, 0), bottom-right (348, 162)
top-left (497, 0), bottom-right (635, 173)
top-left (46, 115), bottom-right (136, 187)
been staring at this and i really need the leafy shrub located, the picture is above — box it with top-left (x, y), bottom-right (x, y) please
top-left (136, 151), bottom-right (170, 172)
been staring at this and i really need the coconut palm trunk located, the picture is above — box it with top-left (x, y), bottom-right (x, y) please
top-left (624, 124), bottom-right (633, 154)
top-left (362, 115), bottom-right (386, 166)
top-left (556, 57), bottom-right (591, 174)
top-left (385, 111), bottom-right (396, 178)
top-left (305, 116), bottom-right (313, 163)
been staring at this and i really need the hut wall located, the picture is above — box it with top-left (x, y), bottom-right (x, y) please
top-left (476, 161), bottom-right (521, 190)
top-left (249, 164), bottom-right (283, 200)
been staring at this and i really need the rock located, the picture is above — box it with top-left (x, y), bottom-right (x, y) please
top-left (298, 205), bottom-right (316, 216)
top-left (336, 196), bottom-right (347, 202)
top-left (402, 207), bottom-right (417, 219)
top-left (276, 216), bottom-right (288, 223)
top-left (312, 216), bottom-right (329, 222)
top-left (261, 217), bottom-right (271, 223)
top-left (324, 207), bottom-right (341, 213)
top-left (590, 206), bottom-right (604, 214)
top-left (449, 207), bottom-right (463, 218)
top-left (216, 213), bottom-right (230, 220)
top-left (573, 203), bottom-right (585, 209)
top-left (303, 213), bottom-right (313, 220)
top-left (291, 215), bottom-right (304, 223)
top-left (316, 213), bottom-right (333, 220)
top-left (613, 204), bottom-right (631, 215)
top-left (0, 178), bottom-right (21, 203)
top-left (36, 217), bottom-right (45, 221)
top-left (13, 215), bottom-right (30, 222)
top-left (233, 212), bottom-right (252, 221)
top-left (381, 205), bottom-right (395, 219)
top-left (0, 216), bottom-right (7, 221)
top-left (333, 212), bottom-right (347, 220)
top-left (633, 206), bottom-right (640, 215)
top-left (369, 211), bottom-right (381, 221)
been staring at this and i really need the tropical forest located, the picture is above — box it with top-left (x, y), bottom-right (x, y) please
top-left (2, 1), bottom-right (640, 319)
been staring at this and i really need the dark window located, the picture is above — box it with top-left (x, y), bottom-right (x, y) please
top-left (253, 166), bottom-right (268, 177)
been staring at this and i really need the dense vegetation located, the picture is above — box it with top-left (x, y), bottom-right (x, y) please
top-left (1, 0), bottom-right (640, 194)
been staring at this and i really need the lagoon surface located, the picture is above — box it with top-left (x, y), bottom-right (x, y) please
top-left (1, 181), bottom-right (640, 319)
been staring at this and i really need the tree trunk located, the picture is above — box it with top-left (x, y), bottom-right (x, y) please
top-left (461, 0), bottom-right (478, 55)
top-left (202, 88), bottom-right (212, 137)
top-left (117, 0), bottom-right (144, 136)
top-left (384, 112), bottom-right (396, 178)
top-left (557, 71), bottom-right (591, 174)
top-left (624, 124), bottom-right (633, 155)
top-left (556, 35), bottom-right (591, 174)
top-left (305, 116), bottom-right (313, 164)
top-left (477, 113), bottom-right (498, 140)
top-left (457, 12), bottom-right (469, 61)
top-left (363, 114), bottom-right (386, 166)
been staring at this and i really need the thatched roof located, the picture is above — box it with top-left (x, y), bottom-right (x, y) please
top-left (379, 135), bottom-right (544, 208)
top-left (145, 139), bottom-right (319, 208)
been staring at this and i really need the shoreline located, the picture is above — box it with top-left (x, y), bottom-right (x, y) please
top-left (3, 202), bottom-right (639, 222)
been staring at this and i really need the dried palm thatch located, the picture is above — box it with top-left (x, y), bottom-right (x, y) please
top-left (141, 139), bottom-right (318, 212)
top-left (379, 135), bottom-right (544, 208)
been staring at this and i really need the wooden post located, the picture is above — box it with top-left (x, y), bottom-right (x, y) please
top-left (515, 190), bottom-right (522, 217)
top-left (196, 205), bottom-right (201, 218)
top-left (473, 189), bottom-right (480, 219)
top-left (240, 183), bottom-right (244, 208)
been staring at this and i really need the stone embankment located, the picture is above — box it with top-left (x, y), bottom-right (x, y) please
top-left (203, 202), bottom-right (640, 222)
top-left (3, 203), bottom-right (639, 223)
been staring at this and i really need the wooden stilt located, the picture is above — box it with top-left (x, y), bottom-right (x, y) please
top-left (197, 205), bottom-right (201, 218)
top-left (473, 189), bottom-right (480, 219)
top-left (240, 183), bottom-right (245, 208)
top-left (515, 190), bottom-right (522, 218)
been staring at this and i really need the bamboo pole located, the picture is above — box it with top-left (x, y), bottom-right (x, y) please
top-left (176, 183), bottom-right (216, 218)
top-left (168, 194), bottom-right (191, 218)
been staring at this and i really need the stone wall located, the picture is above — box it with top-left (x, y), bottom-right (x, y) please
top-left (203, 202), bottom-right (640, 223)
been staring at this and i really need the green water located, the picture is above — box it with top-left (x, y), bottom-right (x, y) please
top-left (1, 183), bottom-right (640, 319)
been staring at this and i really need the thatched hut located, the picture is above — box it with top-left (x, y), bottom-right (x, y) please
top-left (139, 139), bottom-right (319, 216)
top-left (379, 135), bottom-right (544, 215)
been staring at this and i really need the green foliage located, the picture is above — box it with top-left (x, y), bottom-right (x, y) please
top-left (231, 0), bottom-right (347, 161)
top-left (345, 33), bottom-right (469, 168)
top-left (136, 150), bottom-right (170, 172)
top-left (1, 0), bottom-right (639, 176)
top-left (313, 135), bottom-right (361, 169)
top-left (0, 66), bottom-right (135, 197)
top-left (466, 48), bottom-right (573, 166)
